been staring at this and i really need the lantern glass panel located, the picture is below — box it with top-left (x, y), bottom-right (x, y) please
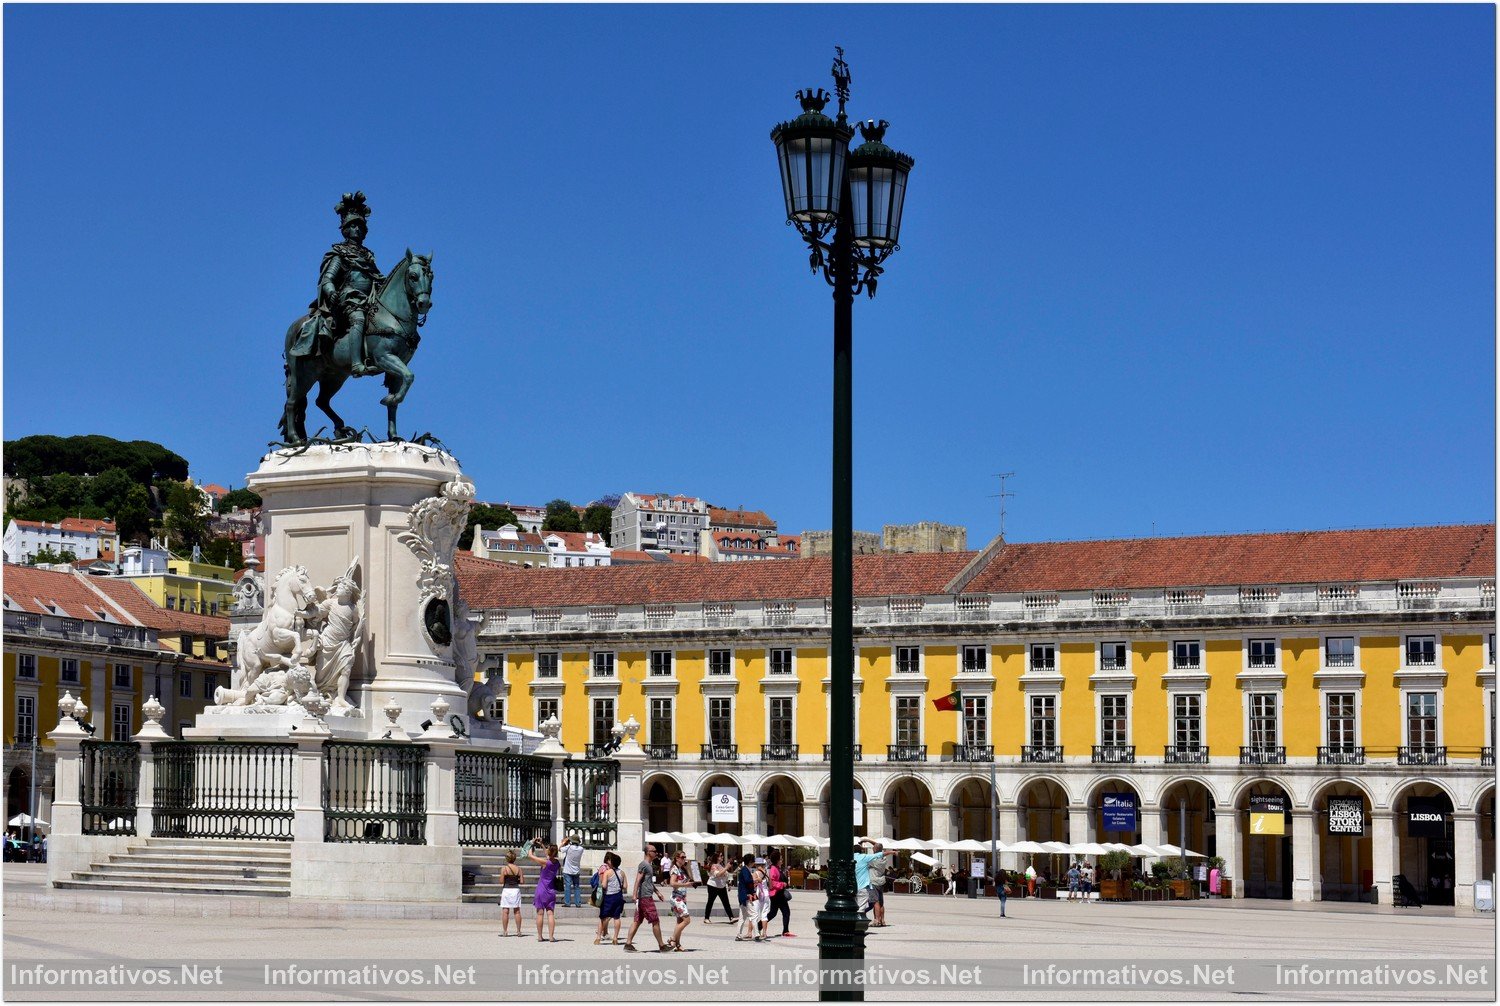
top-left (777, 133), bottom-right (845, 223)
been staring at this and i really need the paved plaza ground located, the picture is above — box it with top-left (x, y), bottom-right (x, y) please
top-left (3, 865), bottom-right (1494, 1001)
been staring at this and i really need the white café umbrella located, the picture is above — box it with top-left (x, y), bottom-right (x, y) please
top-left (1154, 843), bottom-right (1207, 858)
top-left (882, 836), bottom-right (936, 851)
top-left (1071, 842), bottom-right (1110, 856)
top-left (947, 839), bottom-right (992, 853)
top-left (1099, 842), bottom-right (1134, 853)
top-left (737, 833), bottom-right (772, 846)
top-left (1038, 841), bottom-right (1072, 854)
top-left (762, 834), bottom-right (800, 847)
top-left (1008, 840), bottom-right (1047, 854)
top-left (645, 831), bottom-right (672, 842)
top-left (790, 835), bottom-right (830, 848)
top-left (909, 851), bottom-right (939, 867)
top-left (1126, 844), bottom-right (1160, 856)
top-left (8, 814), bottom-right (48, 830)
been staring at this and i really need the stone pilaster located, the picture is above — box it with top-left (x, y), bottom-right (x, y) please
top-left (1371, 810), bottom-right (1396, 905)
top-left (1291, 809), bottom-right (1317, 902)
top-left (1454, 811), bottom-right (1478, 909)
top-left (1214, 808), bottom-right (1240, 899)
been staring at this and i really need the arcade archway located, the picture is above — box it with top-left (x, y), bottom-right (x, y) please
top-left (1238, 780), bottom-right (1293, 900)
top-left (760, 775), bottom-right (804, 836)
top-left (1017, 778), bottom-right (1069, 843)
top-left (645, 775), bottom-right (683, 834)
top-left (1394, 783), bottom-right (1455, 906)
top-left (1312, 780), bottom-right (1372, 902)
top-left (885, 777), bottom-right (932, 840)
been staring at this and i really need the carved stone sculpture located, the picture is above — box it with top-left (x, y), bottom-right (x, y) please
top-left (397, 480), bottom-right (481, 692)
top-left (309, 558), bottom-right (365, 715)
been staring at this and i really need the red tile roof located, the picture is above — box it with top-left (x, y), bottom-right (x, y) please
top-left (59, 518), bottom-right (116, 535)
top-left (4, 563), bottom-right (135, 621)
top-left (543, 531), bottom-right (606, 553)
top-left (709, 507), bottom-right (776, 529)
top-left (960, 524), bottom-right (1496, 594)
top-left (710, 530), bottom-right (798, 556)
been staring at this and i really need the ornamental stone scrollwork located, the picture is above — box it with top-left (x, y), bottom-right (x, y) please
top-left (397, 478), bottom-right (481, 693)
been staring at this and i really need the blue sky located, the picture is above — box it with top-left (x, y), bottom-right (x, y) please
top-left (4, 5), bottom-right (1493, 544)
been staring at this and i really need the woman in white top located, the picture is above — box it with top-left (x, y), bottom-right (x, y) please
top-left (703, 852), bottom-right (735, 923)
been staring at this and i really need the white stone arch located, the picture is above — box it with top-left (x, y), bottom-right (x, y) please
top-left (1148, 774), bottom-right (1232, 808)
top-left (1007, 772), bottom-right (1077, 807)
top-left (1228, 774), bottom-right (1298, 810)
top-left (1380, 775), bottom-right (1461, 812)
top-left (1466, 779), bottom-right (1497, 814)
top-left (943, 772), bottom-right (995, 806)
top-left (1307, 776), bottom-right (1377, 810)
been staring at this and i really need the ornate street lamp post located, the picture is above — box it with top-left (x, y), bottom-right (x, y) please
top-left (771, 48), bottom-right (913, 1001)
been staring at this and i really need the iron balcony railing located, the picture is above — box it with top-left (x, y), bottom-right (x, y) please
top-left (1240, 745), bottom-right (1287, 766)
top-left (761, 743), bottom-right (799, 761)
top-left (950, 743), bottom-right (994, 762)
top-left (152, 740), bottom-right (295, 840)
top-left (1398, 745), bottom-right (1447, 766)
top-left (644, 743), bottom-right (678, 760)
top-left (80, 740), bottom-right (139, 836)
top-left (887, 744), bottom-right (927, 763)
top-left (322, 740), bottom-right (427, 845)
top-left (455, 749), bottom-right (552, 847)
top-left (585, 743), bottom-right (614, 759)
top-left (1092, 744), bottom-right (1135, 764)
top-left (701, 744), bottom-right (739, 761)
top-left (823, 744), bottom-right (862, 762)
top-left (1164, 745), bottom-right (1209, 764)
top-left (564, 758), bottom-right (619, 850)
top-left (1318, 745), bottom-right (1366, 766)
top-left (1021, 745), bottom-right (1064, 763)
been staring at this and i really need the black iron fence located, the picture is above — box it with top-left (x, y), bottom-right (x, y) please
top-left (152, 740), bottom-right (295, 840)
top-left (455, 749), bottom-right (551, 847)
top-left (564, 758), bottom-right (619, 850)
top-left (322, 741), bottom-right (427, 845)
top-left (80, 740), bottom-right (139, 836)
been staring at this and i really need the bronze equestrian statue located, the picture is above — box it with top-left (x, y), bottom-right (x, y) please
top-left (280, 192), bottom-right (434, 445)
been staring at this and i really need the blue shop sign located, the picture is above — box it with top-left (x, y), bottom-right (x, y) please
top-left (1101, 792), bottom-right (1138, 832)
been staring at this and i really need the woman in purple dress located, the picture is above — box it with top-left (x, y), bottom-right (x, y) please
top-left (528, 839), bottom-right (561, 942)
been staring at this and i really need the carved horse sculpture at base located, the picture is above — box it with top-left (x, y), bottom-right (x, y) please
top-left (280, 250), bottom-right (433, 445)
top-left (218, 564), bottom-right (315, 706)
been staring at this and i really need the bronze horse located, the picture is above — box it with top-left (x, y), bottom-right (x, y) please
top-left (280, 250), bottom-right (433, 444)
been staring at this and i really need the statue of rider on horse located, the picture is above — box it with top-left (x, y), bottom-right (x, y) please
top-left (280, 191), bottom-right (434, 446)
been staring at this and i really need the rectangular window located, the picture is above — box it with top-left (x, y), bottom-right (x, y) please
top-left (649, 697), bottom-right (673, 746)
top-left (1029, 643), bottom-right (1057, 672)
top-left (536, 652), bottom-right (559, 678)
top-left (769, 648), bottom-right (793, 675)
top-left (204, 675), bottom-right (217, 700)
top-left (1100, 642), bottom-right (1127, 671)
top-left (1407, 692), bottom-right (1438, 749)
top-left (592, 651), bottom-right (615, 677)
top-left (487, 697), bottom-right (505, 723)
top-left (1327, 693), bottom-right (1356, 749)
top-left (1326, 637), bottom-right (1355, 668)
top-left (1029, 695), bottom-right (1057, 748)
top-left (649, 650), bottom-right (673, 677)
top-left (179, 674), bottom-right (192, 698)
top-left (769, 697), bottom-right (794, 746)
top-left (1173, 694), bottom-right (1201, 750)
top-left (1172, 641), bottom-right (1201, 670)
top-left (16, 696), bottom-right (35, 743)
top-left (1250, 693), bottom-right (1279, 749)
top-left (708, 649), bottom-right (732, 676)
top-left (1100, 695), bottom-right (1128, 746)
top-left (1405, 635), bottom-right (1437, 667)
top-left (112, 703), bottom-right (131, 741)
top-left (591, 698), bottom-right (615, 748)
top-left (17, 654), bottom-right (36, 680)
top-left (1248, 638), bottom-right (1277, 668)
top-left (537, 698), bottom-right (559, 726)
top-left (112, 663), bottom-right (130, 687)
top-left (896, 646), bottom-right (922, 675)
top-left (61, 659), bottom-right (80, 684)
top-left (894, 696), bottom-right (921, 745)
top-left (709, 697), bottom-right (733, 747)
top-left (962, 695), bottom-right (988, 747)
top-left (166, 597), bottom-right (176, 611)
top-left (961, 645), bottom-right (987, 674)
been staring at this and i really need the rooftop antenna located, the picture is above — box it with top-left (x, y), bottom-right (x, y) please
top-left (990, 472), bottom-right (1016, 541)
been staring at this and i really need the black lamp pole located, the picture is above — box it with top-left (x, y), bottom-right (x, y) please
top-left (770, 47), bottom-right (913, 1002)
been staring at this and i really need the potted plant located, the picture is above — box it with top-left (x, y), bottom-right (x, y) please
top-left (1153, 859), bottom-right (1194, 900)
top-left (1099, 850), bottom-right (1133, 901)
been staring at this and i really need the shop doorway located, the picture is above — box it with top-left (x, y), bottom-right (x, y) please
top-left (1239, 780), bottom-right (1292, 900)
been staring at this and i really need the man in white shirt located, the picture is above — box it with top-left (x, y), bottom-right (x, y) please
top-left (561, 834), bottom-right (587, 908)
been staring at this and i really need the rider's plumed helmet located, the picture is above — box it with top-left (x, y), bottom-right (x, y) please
top-left (335, 191), bottom-right (372, 229)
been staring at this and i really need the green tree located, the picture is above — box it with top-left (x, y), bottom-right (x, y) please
top-left (216, 488), bottom-right (263, 513)
top-left (30, 546), bottom-right (78, 565)
top-left (162, 480), bottom-right (209, 550)
top-left (542, 499), bottom-right (583, 533)
top-left (583, 503), bottom-right (613, 543)
top-left (463, 503), bottom-right (522, 551)
top-left (198, 535), bottom-right (247, 571)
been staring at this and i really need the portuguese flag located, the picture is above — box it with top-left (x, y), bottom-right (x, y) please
top-left (932, 690), bottom-right (961, 712)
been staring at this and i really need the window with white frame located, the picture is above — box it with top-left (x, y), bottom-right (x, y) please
top-left (1100, 642), bottom-right (1127, 671)
top-left (1248, 638), bottom-right (1277, 668)
top-left (1029, 695), bottom-right (1057, 748)
top-left (1325, 637), bottom-right (1355, 668)
top-left (1249, 693), bottom-right (1279, 749)
top-left (895, 646), bottom-right (921, 675)
top-left (1173, 694), bottom-right (1201, 750)
top-left (537, 697), bottom-right (559, 727)
top-left (1100, 694), bottom-right (1128, 746)
top-left (179, 673), bottom-right (192, 698)
top-left (708, 649), bottom-right (732, 676)
top-left (1029, 643), bottom-right (1057, 672)
top-left (486, 696), bottom-right (505, 722)
top-left (708, 697), bottom-right (733, 747)
top-left (961, 645), bottom-right (987, 673)
top-left (536, 651), bottom-right (559, 678)
top-left (61, 659), bottom-right (80, 684)
top-left (1406, 692), bottom-right (1438, 749)
top-left (591, 698), bottom-right (615, 748)
top-left (113, 662), bottom-right (132, 687)
top-left (1405, 635), bottom-right (1437, 667)
top-left (894, 695), bottom-right (922, 745)
top-left (769, 648), bottom-right (793, 675)
top-left (592, 651), bottom-right (616, 677)
top-left (112, 703), bottom-right (131, 741)
top-left (769, 697), bottom-right (794, 747)
top-left (649, 697), bottom-right (673, 747)
top-left (16, 696), bottom-right (35, 743)
top-left (963, 695), bottom-right (988, 748)
top-left (649, 650), bottom-right (673, 677)
top-left (1326, 693), bottom-right (1357, 750)
top-left (17, 654), bottom-right (36, 680)
top-left (1172, 641), bottom-right (1201, 670)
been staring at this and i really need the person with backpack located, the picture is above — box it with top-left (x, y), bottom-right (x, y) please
top-left (593, 852), bottom-right (625, 945)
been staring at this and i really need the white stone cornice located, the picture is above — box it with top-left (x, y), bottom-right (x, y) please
top-left (584, 678), bottom-right (622, 698)
top-left (1235, 669), bottom-right (1287, 687)
top-left (821, 677), bottom-right (864, 695)
top-left (1088, 672), bottom-right (1136, 692)
top-left (1019, 672), bottom-right (1065, 693)
top-left (641, 677), bottom-right (680, 696)
top-left (951, 672), bottom-right (996, 689)
top-left (885, 675), bottom-right (930, 696)
top-left (1312, 668), bottom-right (1366, 688)
top-left (1161, 670), bottom-right (1210, 690)
top-left (529, 678), bottom-right (565, 696)
top-left (759, 676), bottom-right (801, 696)
top-left (699, 676), bottom-right (740, 696)
top-left (1394, 668), bottom-right (1447, 689)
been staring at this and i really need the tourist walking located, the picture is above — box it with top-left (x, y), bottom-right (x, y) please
top-left (765, 849), bottom-right (795, 938)
top-left (594, 852), bottom-right (625, 945)
top-left (623, 843), bottom-right (668, 953)
top-left (560, 834), bottom-right (586, 908)
top-left (735, 853), bottom-right (757, 939)
top-left (737, 857), bottom-right (767, 942)
top-left (704, 852), bottom-right (735, 923)
top-left (996, 869), bottom-right (1009, 918)
top-left (528, 840), bottom-right (560, 941)
top-left (665, 850), bottom-right (694, 951)
top-left (1081, 862), bottom-right (1095, 901)
top-left (852, 842), bottom-right (887, 922)
top-left (1066, 862), bottom-right (1081, 903)
top-left (867, 847), bottom-right (889, 927)
top-left (497, 849), bottom-right (525, 937)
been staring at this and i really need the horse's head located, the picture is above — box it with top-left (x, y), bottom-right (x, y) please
top-left (404, 248), bottom-right (434, 327)
top-left (273, 564), bottom-right (315, 611)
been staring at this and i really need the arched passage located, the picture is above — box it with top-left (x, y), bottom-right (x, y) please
top-left (950, 777), bottom-right (995, 843)
top-left (818, 777), bottom-right (872, 837)
top-left (698, 773), bottom-right (742, 835)
top-left (760, 775), bottom-right (804, 836)
top-left (6, 765), bottom-right (31, 824)
top-left (1394, 782), bottom-right (1455, 906)
top-left (1159, 779), bottom-right (1215, 857)
top-left (1088, 778), bottom-right (1142, 847)
top-left (1237, 780), bottom-right (1293, 900)
top-left (885, 777), bottom-right (932, 841)
top-left (1479, 787), bottom-right (1496, 882)
top-left (1311, 780), bottom-right (1372, 902)
top-left (645, 775), bottom-right (683, 835)
top-left (1017, 778), bottom-right (1069, 843)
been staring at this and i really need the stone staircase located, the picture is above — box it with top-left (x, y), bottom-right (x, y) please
top-left (462, 848), bottom-right (527, 904)
top-left (55, 838), bottom-right (292, 897)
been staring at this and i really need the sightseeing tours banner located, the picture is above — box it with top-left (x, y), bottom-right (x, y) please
top-left (1249, 794), bottom-right (1287, 835)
